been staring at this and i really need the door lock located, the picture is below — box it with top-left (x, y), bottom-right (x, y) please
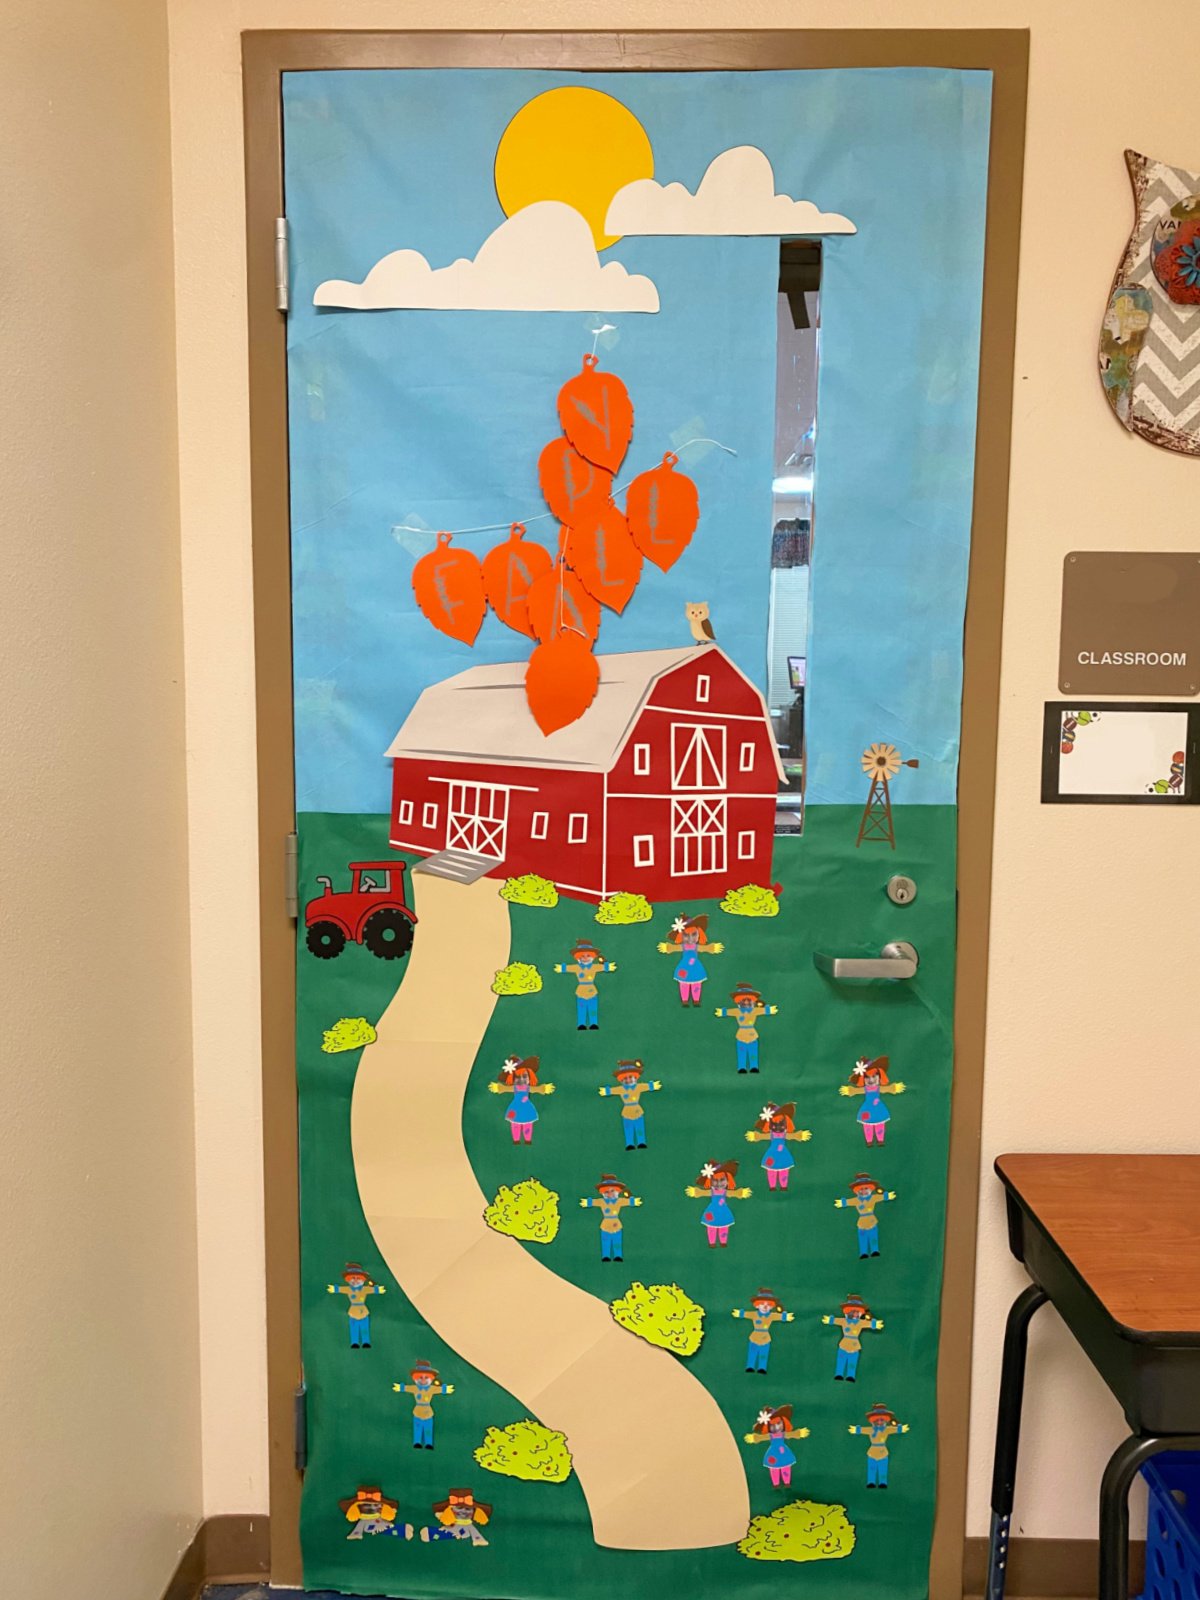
top-left (886, 874), bottom-right (917, 906)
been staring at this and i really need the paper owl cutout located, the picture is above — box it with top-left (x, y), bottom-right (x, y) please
top-left (1098, 150), bottom-right (1200, 457)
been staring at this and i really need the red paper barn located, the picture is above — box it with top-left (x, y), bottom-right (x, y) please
top-left (386, 645), bottom-right (783, 904)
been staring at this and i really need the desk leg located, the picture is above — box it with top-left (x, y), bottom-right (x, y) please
top-left (985, 1284), bottom-right (1048, 1600)
top-left (1099, 1433), bottom-right (1200, 1600)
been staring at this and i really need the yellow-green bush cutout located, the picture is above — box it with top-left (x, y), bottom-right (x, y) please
top-left (738, 1500), bottom-right (856, 1563)
top-left (321, 1016), bottom-right (377, 1054)
top-left (501, 874), bottom-right (559, 909)
top-left (491, 960), bottom-right (543, 997)
top-left (609, 1281), bottom-right (704, 1356)
top-left (474, 1419), bottom-right (573, 1483)
top-left (594, 890), bottom-right (653, 925)
top-left (720, 883), bottom-right (780, 918)
top-left (484, 1179), bottom-right (560, 1244)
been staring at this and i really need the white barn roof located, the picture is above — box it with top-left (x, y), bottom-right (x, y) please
top-left (385, 645), bottom-right (784, 776)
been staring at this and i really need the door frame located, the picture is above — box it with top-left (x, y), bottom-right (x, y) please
top-left (243, 28), bottom-right (1027, 1592)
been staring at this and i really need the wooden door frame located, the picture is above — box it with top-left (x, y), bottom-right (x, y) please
top-left (242, 29), bottom-right (1027, 1593)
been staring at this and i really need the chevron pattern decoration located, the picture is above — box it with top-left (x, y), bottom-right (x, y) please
top-left (1099, 150), bottom-right (1200, 457)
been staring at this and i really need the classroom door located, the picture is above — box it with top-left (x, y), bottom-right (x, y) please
top-left (281, 58), bottom-right (998, 1600)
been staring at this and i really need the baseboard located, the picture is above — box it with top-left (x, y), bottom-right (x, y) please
top-left (161, 1514), bottom-right (272, 1600)
top-left (963, 1535), bottom-right (1145, 1598)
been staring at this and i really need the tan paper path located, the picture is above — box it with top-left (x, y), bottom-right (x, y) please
top-left (351, 871), bottom-right (749, 1550)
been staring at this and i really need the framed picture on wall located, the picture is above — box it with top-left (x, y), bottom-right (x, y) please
top-left (1041, 701), bottom-right (1200, 804)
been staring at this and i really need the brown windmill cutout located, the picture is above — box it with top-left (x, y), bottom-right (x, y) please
top-left (855, 743), bottom-right (919, 849)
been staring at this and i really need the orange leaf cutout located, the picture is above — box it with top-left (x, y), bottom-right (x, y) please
top-left (564, 502), bottom-right (643, 615)
top-left (525, 550), bottom-right (601, 645)
top-left (481, 523), bottom-right (553, 639)
top-left (412, 531), bottom-right (486, 645)
top-left (557, 354), bottom-right (634, 474)
top-left (625, 452), bottom-right (701, 573)
top-left (538, 438), bottom-right (613, 533)
top-left (526, 631), bottom-right (600, 736)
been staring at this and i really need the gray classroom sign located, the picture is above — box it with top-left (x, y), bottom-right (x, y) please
top-left (1059, 551), bottom-right (1200, 696)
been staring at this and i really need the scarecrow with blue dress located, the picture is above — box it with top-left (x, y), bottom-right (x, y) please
top-left (488, 1055), bottom-right (555, 1145)
top-left (743, 1404), bottom-right (810, 1489)
top-left (744, 1102), bottom-right (811, 1191)
top-left (685, 1158), bottom-right (751, 1247)
top-left (657, 913), bottom-right (724, 1007)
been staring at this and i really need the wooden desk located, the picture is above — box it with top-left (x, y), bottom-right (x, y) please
top-left (986, 1154), bottom-right (1200, 1600)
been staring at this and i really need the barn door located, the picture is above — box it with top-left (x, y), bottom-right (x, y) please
top-left (272, 50), bottom-right (1011, 1600)
top-left (446, 783), bottom-right (510, 860)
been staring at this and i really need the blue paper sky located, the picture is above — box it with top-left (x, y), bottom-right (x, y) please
top-left (283, 67), bottom-right (991, 814)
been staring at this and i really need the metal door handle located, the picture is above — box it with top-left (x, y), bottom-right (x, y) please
top-left (813, 941), bottom-right (919, 980)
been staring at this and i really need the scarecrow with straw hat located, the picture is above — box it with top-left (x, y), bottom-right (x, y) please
top-left (821, 1295), bottom-right (885, 1381)
top-left (744, 1102), bottom-right (811, 1191)
top-left (839, 1054), bottom-right (906, 1145)
top-left (835, 1174), bottom-right (897, 1259)
top-left (553, 937), bottom-right (618, 1029)
top-left (392, 1359), bottom-right (455, 1448)
top-left (597, 1059), bottom-right (662, 1151)
top-left (579, 1173), bottom-right (643, 1261)
top-left (731, 1287), bottom-right (795, 1373)
top-left (487, 1055), bottom-right (555, 1145)
top-left (742, 1404), bottom-right (810, 1488)
top-left (849, 1404), bottom-right (910, 1487)
top-left (685, 1158), bottom-right (752, 1247)
top-left (326, 1262), bottom-right (386, 1348)
top-left (657, 913), bottom-right (724, 1007)
top-left (421, 1488), bottom-right (493, 1546)
top-left (339, 1486), bottom-right (412, 1540)
top-left (714, 981), bottom-right (778, 1072)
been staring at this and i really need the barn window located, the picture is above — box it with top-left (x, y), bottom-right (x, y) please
top-left (398, 799), bottom-right (414, 826)
top-left (696, 674), bottom-right (711, 704)
top-left (633, 835), bottom-right (654, 868)
top-left (738, 829), bottom-right (755, 860)
top-left (568, 813), bottom-right (588, 844)
top-left (671, 723), bottom-right (727, 790)
top-left (423, 801), bottom-right (438, 829)
top-left (531, 811), bottom-right (549, 841)
top-left (739, 741), bottom-right (755, 772)
top-left (633, 742), bottom-right (651, 776)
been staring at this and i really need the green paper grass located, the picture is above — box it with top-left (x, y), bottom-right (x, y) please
top-left (738, 1499), bottom-right (856, 1562)
top-left (719, 883), bottom-right (780, 917)
top-left (484, 1179), bottom-right (560, 1243)
top-left (609, 1281), bottom-right (704, 1356)
top-left (501, 874), bottom-right (559, 908)
top-left (594, 890), bottom-right (654, 925)
top-left (474, 1419), bottom-right (573, 1482)
top-left (491, 960), bottom-right (544, 996)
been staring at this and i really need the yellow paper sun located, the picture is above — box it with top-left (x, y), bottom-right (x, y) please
top-left (495, 87), bottom-right (653, 251)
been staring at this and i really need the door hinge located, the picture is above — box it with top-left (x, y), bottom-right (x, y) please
top-left (293, 1382), bottom-right (308, 1471)
top-left (274, 217), bottom-right (290, 314)
top-left (284, 832), bottom-right (299, 920)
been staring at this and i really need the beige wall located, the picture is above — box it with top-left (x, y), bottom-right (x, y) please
top-left (0, 0), bottom-right (203, 1595)
top-left (167, 0), bottom-right (1200, 1545)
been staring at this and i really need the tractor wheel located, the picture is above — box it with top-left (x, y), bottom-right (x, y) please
top-left (306, 921), bottom-right (347, 959)
top-left (363, 908), bottom-right (415, 960)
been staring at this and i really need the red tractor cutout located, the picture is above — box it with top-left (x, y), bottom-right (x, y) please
top-left (304, 861), bottom-right (418, 961)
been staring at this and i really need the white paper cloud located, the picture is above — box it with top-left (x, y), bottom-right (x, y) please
top-left (313, 201), bottom-right (659, 313)
top-left (605, 146), bottom-right (857, 238)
